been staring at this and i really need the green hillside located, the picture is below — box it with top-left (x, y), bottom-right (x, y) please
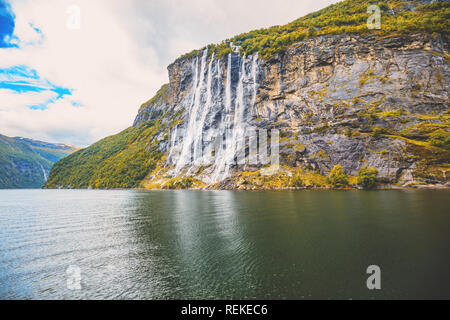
top-left (0, 134), bottom-right (78, 189)
top-left (176, 0), bottom-right (449, 60)
top-left (14, 137), bottom-right (78, 163)
top-left (44, 120), bottom-right (168, 189)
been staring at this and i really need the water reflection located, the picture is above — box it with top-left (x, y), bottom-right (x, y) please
top-left (0, 190), bottom-right (449, 299)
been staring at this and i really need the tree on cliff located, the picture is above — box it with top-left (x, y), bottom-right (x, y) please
top-left (357, 166), bottom-right (378, 189)
top-left (327, 165), bottom-right (349, 188)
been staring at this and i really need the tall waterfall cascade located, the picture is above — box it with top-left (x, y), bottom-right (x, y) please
top-left (40, 164), bottom-right (48, 181)
top-left (168, 50), bottom-right (261, 183)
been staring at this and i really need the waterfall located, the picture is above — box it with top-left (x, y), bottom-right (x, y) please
top-left (216, 58), bottom-right (221, 90)
top-left (229, 55), bottom-right (247, 166)
top-left (172, 50), bottom-right (260, 182)
top-left (192, 52), bottom-right (215, 166)
top-left (167, 125), bottom-right (178, 164)
top-left (175, 49), bottom-right (207, 172)
top-left (40, 164), bottom-right (48, 181)
top-left (224, 53), bottom-right (232, 114)
top-left (235, 56), bottom-right (246, 127)
top-left (251, 53), bottom-right (259, 114)
top-left (212, 53), bottom-right (234, 182)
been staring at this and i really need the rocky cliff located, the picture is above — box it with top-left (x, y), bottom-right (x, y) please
top-left (45, 0), bottom-right (449, 190)
top-left (135, 33), bottom-right (449, 189)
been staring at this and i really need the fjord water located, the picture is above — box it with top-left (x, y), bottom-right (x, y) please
top-left (0, 190), bottom-right (449, 299)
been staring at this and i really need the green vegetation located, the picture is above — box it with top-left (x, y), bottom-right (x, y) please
top-left (44, 120), bottom-right (167, 189)
top-left (163, 177), bottom-right (196, 189)
top-left (344, 128), bottom-right (352, 137)
top-left (327, 164), bottom-right (349, 187)
top-left (290, 174), bottom-right (304, 187)
top-left (139, 83), bottom-right (169, 112)
top-left (0, 134), bottom-right (76, 189)
top-left (399, 122), bottom-right (446, 140)
top-left (357, 166), bottom-right (379, 189)
top-left (428, 129), bottom-right (450, 149)
top-left (174, 0), bottom-right (449, 61)
top-left (372, 126), bottom-right (384, 137)
top-left (371, 115), bottom-right (450, 153)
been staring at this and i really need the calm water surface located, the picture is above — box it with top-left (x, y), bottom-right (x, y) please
top-left (0, 189), bottom-right (449, 299)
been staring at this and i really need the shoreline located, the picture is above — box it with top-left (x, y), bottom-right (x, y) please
top-left (35, 184), bottom-right (450, 191)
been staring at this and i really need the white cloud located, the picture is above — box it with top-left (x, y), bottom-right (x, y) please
top-left (0, 88), bottom-right (56, 109)
top-left (0, 0), bottom-right (339, 146)
top-left (1, 0), bottom-right (166, 146)
top-left (0, 90), bottom-right (91, 145)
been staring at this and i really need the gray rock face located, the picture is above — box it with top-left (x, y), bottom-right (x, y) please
top-left (134, 33), bottom-right (449, 186)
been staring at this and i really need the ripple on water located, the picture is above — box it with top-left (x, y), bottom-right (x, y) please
top-left (1, 189), bottom-right (450, 299)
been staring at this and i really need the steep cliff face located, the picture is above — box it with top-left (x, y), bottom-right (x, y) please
top-left (45, 0), bottom-right (449, 190)
top-left (131, 33), bottom-right (448, 189)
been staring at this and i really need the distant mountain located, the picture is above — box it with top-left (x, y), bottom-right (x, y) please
top-left (0, 134), bottom-right (78, 189)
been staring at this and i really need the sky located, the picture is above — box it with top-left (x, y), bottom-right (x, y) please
top-left (0, 0), bottom-right (339, 147)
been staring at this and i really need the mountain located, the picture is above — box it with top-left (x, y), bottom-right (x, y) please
top-left (45, 0), bottom-right (449, 190)
top-left (0, 134), bottom-right (78, 189)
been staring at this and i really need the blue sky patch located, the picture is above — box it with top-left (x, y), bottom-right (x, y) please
top-left (29, 103), bottom-right (48, 111)
top-left (0, 0), bottom-right (17, 48)
top-left (0, 65), bottom-right (40, 79)
top-left (0, 64), bottom-right (74, 110)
